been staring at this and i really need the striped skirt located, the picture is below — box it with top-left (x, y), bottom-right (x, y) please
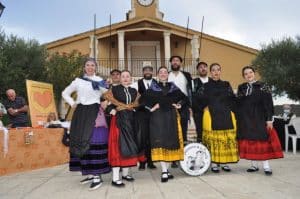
top-left (239, 128), bottom-right (283, 160)
top-left (202, 109), bottom-right (239, 164)
top-left (69, 127), bottom-right (111, 175)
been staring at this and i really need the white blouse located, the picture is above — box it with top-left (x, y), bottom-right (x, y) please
top-left (168, 71), bottom-right (188, 96)
top-left (62, 75), bottom-right (107, 107)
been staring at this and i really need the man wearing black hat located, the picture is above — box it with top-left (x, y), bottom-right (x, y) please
top-left (192, 62), bottom-right (212, 143)
top-left (168, 55), bottom-right (193, 168)
top-left (132, 65), bottom-right (157, 170)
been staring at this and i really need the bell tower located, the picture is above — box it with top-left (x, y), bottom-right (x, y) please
top-left (127, 0), bottom-right (164, 20)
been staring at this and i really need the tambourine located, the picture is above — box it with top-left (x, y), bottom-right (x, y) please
top-left (180, 142), bottom-right (211, 176)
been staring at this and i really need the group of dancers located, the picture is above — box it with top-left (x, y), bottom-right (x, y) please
top-left (62, 56), bottom-right (283, 191)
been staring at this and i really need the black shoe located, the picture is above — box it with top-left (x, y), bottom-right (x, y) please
top-left (221, 166), bottom-right (231, 172)
top-left (147, 163), bottom-right (157, 169)
top-left (167, 171), bottom-right (174, 179)
top-left (171, 162), bottom-right (178, 168)
top-left (111, 180), bottom-right (125, 187)
top-left (89, 179), bottom-right (103, 191)
top-left (161, 172), bottom-right (168, 183)
top-left (122, 175), bottom-right (135, 182)
top-left (80, 177), bottom-right (94, 185)
top-left (211, 166), bottom-right (220, 173)
top-left (264, 169), bottom-right (273, 176)
top-left (139, 162), bottom-right (146, 170)
top-left (247, 166), bottom-right (259, 172)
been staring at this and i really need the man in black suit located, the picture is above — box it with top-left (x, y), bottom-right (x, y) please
top-left (133, 65), bottom-right (157, 170)
top-left (192, 62), bottom-right (212, 142)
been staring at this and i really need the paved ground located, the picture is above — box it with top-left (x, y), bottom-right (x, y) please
top-left (0, 152), bottom-right (299, 199)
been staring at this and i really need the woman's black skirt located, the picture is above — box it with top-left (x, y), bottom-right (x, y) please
top-left (69, 103), bottom-right (99, 158)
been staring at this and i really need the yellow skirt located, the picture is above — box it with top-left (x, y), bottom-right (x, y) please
top-left (151, 112), bottom-right (184, 162)
top-left (202, 108), bottom-right (239, 164)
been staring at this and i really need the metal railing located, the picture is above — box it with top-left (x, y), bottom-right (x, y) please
top-left (96, 58), bottom-right (199, 77)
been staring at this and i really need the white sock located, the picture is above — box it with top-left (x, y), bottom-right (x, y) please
top-left (251, 161), bottom-right (258, 168)
top-left (122, 167), bottom-right (130, 177)
top-left (88, 174), bottom-right (94, 179)
top-left (93, 175), bottom-right (101, 183)
top-left (161, 162), bottom-right (168, 173)
top-left (112, 167), bottom-right (120, 182)
top-left (263, 161), bottom-right (271, 171)
top-left (166, 162), bottom-right (170, 171)
top-left (211, 163), bottom-right (218, 168)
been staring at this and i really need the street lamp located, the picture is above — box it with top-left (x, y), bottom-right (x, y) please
top-left (0, 2), bottom-right (5, 18)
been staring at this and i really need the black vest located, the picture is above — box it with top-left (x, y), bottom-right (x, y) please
top-left (138, 79), bottom-right (147, 94)
top-left (192, 77), bottom-right (212, 112)
top-left (138, 79), bottom-right (156, 94)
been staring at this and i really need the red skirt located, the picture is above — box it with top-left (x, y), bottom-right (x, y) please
top-left (239, 128), bottom-right (283, 160)
top-left (108, 116), bottom-right (146, 167)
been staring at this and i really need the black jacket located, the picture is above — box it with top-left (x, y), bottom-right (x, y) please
top-left (236, 81), bottom-right (274, 141)
top-left (137, 78), bottom-right (157, 95)
top-left (192, 77), bottom-right (213, 113)
top-left (202, 79), bottom-right (236, 130)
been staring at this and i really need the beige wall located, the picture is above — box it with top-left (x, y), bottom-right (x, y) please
top-left (46, 30), bottom-right (256, 88)
top-left (47, 37), bottom-right (90, 55)
top-left (99, 36), bottom-right (118, 59)
top-left (200, 38), bottom-right (256, 88)
top-left (170, 34), bottom-right (192, 59)
top-left (134, 2), bottom-right (157, 19)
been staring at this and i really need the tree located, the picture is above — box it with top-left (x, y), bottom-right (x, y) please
top-left (45, 50), bottom-right (87, 105)
top-left (253, 36), bottom-right (300, 101)
top-left (0, 29), bottom-right (47, 100)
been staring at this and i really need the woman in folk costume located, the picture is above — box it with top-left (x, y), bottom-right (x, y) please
top-left (141, 66), bottom-right (186, 183)
top-left (103, 70), bottom-right (145, 187)
top-left (202, 63), bottom-right (239, 173)
top-left (237, 66), bottom-right (283, 176)
top-left (62, 58), bottom-right (110, 191)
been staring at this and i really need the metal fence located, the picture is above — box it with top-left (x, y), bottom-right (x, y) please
top-left (96, 58), bottom-right (199, 77)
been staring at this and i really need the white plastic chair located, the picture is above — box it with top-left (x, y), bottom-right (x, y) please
top-left (285, 117), bottom-right (300, 154)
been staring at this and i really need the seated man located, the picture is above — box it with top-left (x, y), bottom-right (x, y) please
top-left (281, 104), bottom-right (296, 123)
top-left (4, 89), bottom-right (29, 128)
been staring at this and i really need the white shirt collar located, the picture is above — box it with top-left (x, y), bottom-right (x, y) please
top-left (143, 79), bottom-right (153, 83)
top-left (248, 80), bottom-right (257, 84)
top-left (199, 76), bottom-right (209, 83)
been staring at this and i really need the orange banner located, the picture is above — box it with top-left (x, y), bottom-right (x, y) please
top-left (26, 80), bottom-right (57, 127)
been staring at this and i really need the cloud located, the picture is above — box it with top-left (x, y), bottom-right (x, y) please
top-left (160, 0), bottom-right (249, 47)
top-left (160, 0), bottom-right (300, 49)
top-left (3, 25), bottom-right (52, 43)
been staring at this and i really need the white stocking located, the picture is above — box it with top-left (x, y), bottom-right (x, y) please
top-left (112, 167), bottom-right (120, 182)
top-left (263, 160), bottom-right (271, 171)
top-left (211, 163), bottom-right (218, 168)
top-left (251, 161), bottom-right (258, 168)
top-left (122, 167), bottom-right (130, 177)
top-left (160, 162), bottom-right (168, 173)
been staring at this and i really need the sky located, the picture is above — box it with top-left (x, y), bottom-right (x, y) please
top-left (1, 0), bottom-right (300, 49)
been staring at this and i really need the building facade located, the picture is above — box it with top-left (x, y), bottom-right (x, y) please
top-left (46, 0), bottom-right (258, 88)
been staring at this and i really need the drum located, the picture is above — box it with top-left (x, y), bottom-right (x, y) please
top-left (180, 143), bottom-right (211, 176)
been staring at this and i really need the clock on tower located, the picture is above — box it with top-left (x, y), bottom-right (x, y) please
top-left (137, 0), bottom-right (154, 7)
top-left (127, 0), bottom-right (164, 20)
